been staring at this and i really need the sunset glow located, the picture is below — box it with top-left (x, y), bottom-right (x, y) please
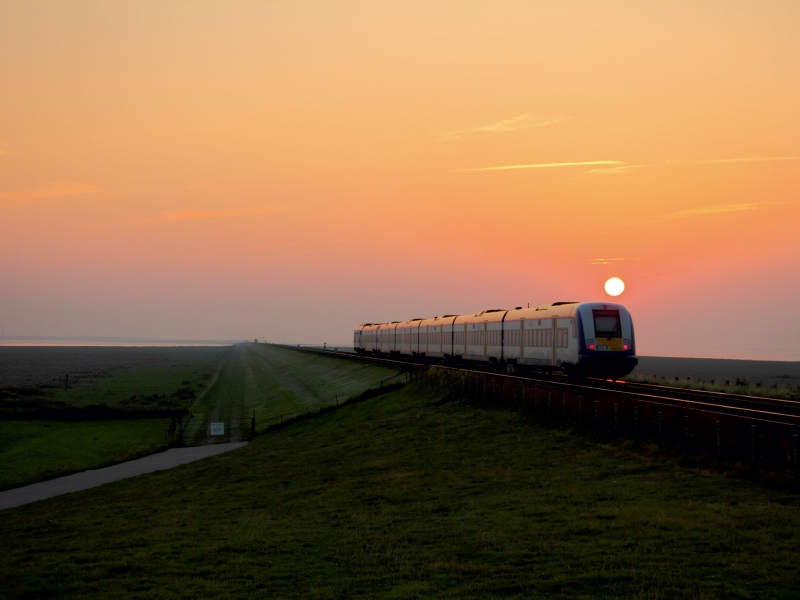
top-left (1, 2), bottom-right (799, 359)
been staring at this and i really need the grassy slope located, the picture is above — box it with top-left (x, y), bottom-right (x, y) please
top-left (0, 420), bottom-right (168, 491)
top-left (185, 344), bottom-right (400, 441)
top-left (2, 348), bottom-right (800, 598)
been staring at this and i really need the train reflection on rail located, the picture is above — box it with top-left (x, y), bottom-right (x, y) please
top-left (354, 302), bottom-right (637, 380)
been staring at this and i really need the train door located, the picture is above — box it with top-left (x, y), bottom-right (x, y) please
top-left (483, 322), bottom-right (488, 360)
top-left (551, 319), bottom-right (558, 366)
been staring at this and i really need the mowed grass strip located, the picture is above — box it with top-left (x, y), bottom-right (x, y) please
top-left (188, 344), bottom-right (401, 426)
top-left (3, 365), bottom-right (800, 598)
top-left (0, 419), bottom-right (169, 491)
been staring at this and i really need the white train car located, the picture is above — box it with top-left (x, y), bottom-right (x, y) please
top-left (355, 301), bottom-right (637, 379)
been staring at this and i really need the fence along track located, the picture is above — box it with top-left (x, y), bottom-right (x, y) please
top-left (278, 344), bottom-right (800, 480)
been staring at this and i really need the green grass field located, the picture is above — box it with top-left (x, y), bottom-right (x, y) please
top-left (3, 346), bottom-right (800, 598)
top-left (0, 419), bottom-right (169, 491)
top-left (41, 347), bottom-right (231, 410)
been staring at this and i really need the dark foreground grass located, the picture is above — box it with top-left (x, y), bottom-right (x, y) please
top-left (3, 379), bottom-right (800, 598)
top-left (0, 419), bottom-right (169, 491)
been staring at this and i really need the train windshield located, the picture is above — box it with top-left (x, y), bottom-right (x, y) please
top-left (593, 309), bottom-right (621, 337)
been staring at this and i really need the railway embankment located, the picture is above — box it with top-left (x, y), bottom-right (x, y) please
top-left (288, 345), bottom-right (800, 487)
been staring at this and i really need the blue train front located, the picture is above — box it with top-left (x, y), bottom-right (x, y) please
top-left (571, 302), bottom-right (637, 379)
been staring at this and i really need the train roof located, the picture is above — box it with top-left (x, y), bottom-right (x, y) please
top-left (357, 302), bottom-right (629, 329)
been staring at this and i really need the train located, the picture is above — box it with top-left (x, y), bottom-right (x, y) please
top-left (354, 301), bottom-right (637, 379)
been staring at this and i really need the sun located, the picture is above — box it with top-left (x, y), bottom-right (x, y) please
top-left (604, 277), bottom-right (625, 296)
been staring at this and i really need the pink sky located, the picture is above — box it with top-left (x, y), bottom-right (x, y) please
top-left (1, 2), bottom-right (799, 359)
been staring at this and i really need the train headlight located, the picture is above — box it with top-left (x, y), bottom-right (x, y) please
top-left (589, 344), bottom-right (595, 350)
top-left (623, 344), bottom-right (629, 350)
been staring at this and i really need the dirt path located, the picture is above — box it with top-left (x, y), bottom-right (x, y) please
top-left (0, 442), bottom-right (247, 511)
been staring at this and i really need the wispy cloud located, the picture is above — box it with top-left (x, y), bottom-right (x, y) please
top-left (442, 115), bottom-right (565, 139)
top-left (588, 164), bottom-right (642, 175)
top-left (456, 160), bottom-right (622, 172)
top-left (156, 206), bottom-right (287, 222)
top-left (589, 257), bottom-right (628, 265)
top-left (590, 156), bottom-right (800, 176)
top-left (0, 182), bottom-right (102, 202)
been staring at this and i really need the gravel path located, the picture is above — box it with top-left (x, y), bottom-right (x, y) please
top-left (0, 442), bottom-right (248, 511)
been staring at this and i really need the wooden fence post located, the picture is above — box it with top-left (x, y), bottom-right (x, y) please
top-left (594, 400), bottom-right (599, 431)
top-left (684, 416), bottom-right (690, 454)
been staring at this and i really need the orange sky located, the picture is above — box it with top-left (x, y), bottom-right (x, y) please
top-left (1, 2), bottom-right (799, 359)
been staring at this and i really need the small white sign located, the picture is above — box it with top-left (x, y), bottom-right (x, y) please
top-left (210, 422), bottom-right (225, 436)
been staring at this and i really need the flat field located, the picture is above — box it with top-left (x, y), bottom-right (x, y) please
top-left (0, 419), bottom-right (168, 491)
top-left (3, 346), bottom-right (800, 598)
top-left (0, 345), bottom-right (229, 412)
top-left (628, 356), bottom-right (800, 399)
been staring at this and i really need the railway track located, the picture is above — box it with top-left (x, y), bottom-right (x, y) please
top-left (283, 345), bottom-right (800, 426)
top-left (279, 344), bottom-right (800, 477)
